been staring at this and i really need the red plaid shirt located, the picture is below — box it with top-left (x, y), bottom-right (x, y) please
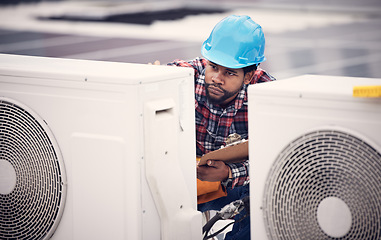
top-left (168, 57), bottom-right (275, 188)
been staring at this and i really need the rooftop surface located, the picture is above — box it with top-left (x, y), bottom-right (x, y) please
top-left (0, 0), bottom-right (380, 80)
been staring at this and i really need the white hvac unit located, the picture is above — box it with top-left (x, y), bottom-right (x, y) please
top-left (0, 54), bottom-right (202, 240)
top-left (248, 75), bottom-right (381, 239)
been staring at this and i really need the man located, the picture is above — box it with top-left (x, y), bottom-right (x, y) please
top-left (168, 15), bottom-right (275, 239)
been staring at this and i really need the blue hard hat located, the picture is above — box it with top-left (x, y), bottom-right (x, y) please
top-left (201, 15), bottom-right (266, 69)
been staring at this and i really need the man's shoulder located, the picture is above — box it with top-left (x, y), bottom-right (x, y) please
top-left (250, 68), bottom-right (276, 84)
top-left (168, 57), bottom-right (207, 68)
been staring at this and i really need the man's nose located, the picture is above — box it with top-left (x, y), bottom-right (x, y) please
top-left (212, 72), bottom-right (224, 84)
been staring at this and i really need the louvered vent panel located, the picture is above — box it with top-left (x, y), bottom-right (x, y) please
top-left (263, 130), bottom-right (381, 239)
top-left (0, 98), bottom-right (66, 240)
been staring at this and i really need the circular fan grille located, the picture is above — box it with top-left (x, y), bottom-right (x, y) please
top-left (263, 129), bottom-right (381, 239)
top-left (0, 98), bottom-right (66, 240)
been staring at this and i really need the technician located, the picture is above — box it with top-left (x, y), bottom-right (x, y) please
top-left (164, 15), bottom-right (275, 239)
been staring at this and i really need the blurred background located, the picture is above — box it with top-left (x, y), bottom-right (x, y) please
top-left (0, 0), bottom-right (380, 79)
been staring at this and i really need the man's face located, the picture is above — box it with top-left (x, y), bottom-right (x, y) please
top-left (204, 61), bottom-right (251, 106)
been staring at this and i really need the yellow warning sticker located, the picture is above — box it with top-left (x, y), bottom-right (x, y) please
top-left (353, 86), bottom-right (381, 98)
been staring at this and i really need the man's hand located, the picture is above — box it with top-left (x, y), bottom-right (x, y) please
top-left (148, 60), bottom-right (161, 65)
top-left (197, 160), bottom-right (230, 182)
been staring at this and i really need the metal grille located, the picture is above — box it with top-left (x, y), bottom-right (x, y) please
top-left (263, 129), bottom-right (381, 239)
top-left (0, 98), bottom-right (66, 240)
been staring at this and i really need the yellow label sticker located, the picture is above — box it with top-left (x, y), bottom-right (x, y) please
top-left (353, 86), bottom-right (381, 98)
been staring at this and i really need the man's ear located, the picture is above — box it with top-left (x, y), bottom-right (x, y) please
top-left (243, 71), bottom-right (255, 85)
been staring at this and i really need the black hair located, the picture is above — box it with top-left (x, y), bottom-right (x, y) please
top-left (243, 63), bottom-right (259, 75)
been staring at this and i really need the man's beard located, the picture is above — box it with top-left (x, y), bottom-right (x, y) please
top-left (205, 83), bottom-right (243, 105)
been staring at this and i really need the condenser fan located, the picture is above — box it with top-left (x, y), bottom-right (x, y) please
top-left (263, 129), bottom-right (381, 239)
top-left (0, 98), bottom-right (66, 240)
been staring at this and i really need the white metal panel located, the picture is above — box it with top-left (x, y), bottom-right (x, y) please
top-left (0, 53), bottom-right (193, 84)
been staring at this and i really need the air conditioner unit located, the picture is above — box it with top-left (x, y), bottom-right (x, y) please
top-left (0, 54), bottom-right (202, 240)
top-left (248, 75), bottom-right (381, 239)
